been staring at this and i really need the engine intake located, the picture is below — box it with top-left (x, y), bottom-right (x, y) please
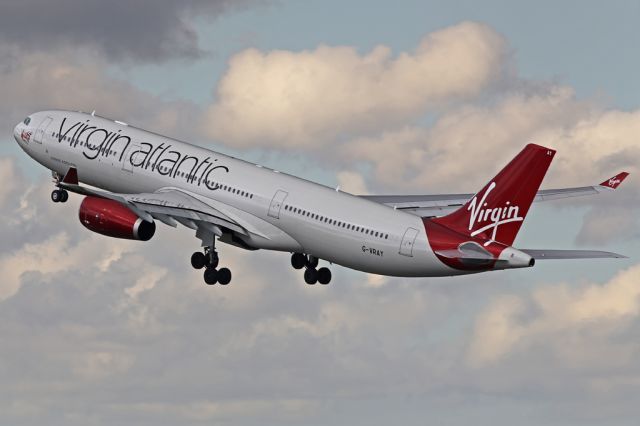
top-left (79, 196), bottom-right (155, 241)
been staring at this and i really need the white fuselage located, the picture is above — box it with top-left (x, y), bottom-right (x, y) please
top-left (14, 110), bottom-right (460, 277)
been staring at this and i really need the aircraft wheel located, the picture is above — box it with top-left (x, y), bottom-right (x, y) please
top-left (191, 252), bottom-right (206, 269)
top-left (317, 267), bottom-right (332, 285)
top-left (51, 189), bottom-right (62, 203)
top-left (60, 190), bottom-right (69, 203)
top-left (291, 253), bottom-right (306, 269)
top-left (304, 268), bottom-right (318, 285)
top-left (204, 268), bottom-right (218, 285)
top-left (217, 267), bottom-right (232, 285)
top-left (306, 255), bottom-right (319, 269)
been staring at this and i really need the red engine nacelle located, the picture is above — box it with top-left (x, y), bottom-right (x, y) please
top-left (79, 196), bottom-right (155, 241)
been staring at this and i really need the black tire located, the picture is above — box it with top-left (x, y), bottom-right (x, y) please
top-left (51, 190), bottom-right (61, 203)
top-left (291, 253), bottom-right (306, 269)
top-left (207, 253), bottom-right (219, 269)
top-left (304, 268), bottom-right (318, 285)
top-left (191, 252), bottom-right (206, 269)
top-left (217, 267), bottom-right (232, 285)
top-left (60, 190), bottom-right (69, 203)
top-left (306, 256), bottom-right (319, 268)
top-left (204, 268), bottom-right (217, 285)
top-left (317, 267), bottom-right (332, 285)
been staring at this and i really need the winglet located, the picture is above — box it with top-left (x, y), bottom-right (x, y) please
top-left (61, 167), bottom-right (79, 185)
top-left (599, 172), bottom-right (629, 189)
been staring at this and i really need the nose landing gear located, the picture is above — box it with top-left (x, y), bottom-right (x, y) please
top-left (50, 171), bottom-right (70, 203)
top-left (292, 253), bottom-right (331, 285)
top-left (51, 189), bottom-right (68, 203)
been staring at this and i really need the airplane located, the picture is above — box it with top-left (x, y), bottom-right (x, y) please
top-left (13, 110), bottom-right (629, 286)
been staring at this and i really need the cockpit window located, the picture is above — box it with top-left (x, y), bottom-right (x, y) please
top-left (23, 117), bottom-right (31, 125)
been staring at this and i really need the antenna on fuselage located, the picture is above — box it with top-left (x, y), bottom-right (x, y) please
top-left (91, 110), bottom-right (95, 116)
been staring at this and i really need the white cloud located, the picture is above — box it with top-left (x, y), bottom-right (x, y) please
top-left (0, 46), bottom-right (199, 141)
top-left (2, 16), bottom-right (640, 425)
top-left (73, 351), bottom-right (135, 381)
top-left (203, 22), bottom-right (508, 148)
top-left (336, 170), bottom-right (369, 195)
top-left (468, 263), bottom-right (640, 368)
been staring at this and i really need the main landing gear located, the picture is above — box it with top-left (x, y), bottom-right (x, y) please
top-left (291, 253), bottom-right (331, 285)
top-left (191, 239), bottom-right (232, 285)
top-left (51, 188), bottom-right (69, 203)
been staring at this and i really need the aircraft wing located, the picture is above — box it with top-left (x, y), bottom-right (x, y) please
top-left (57, 168), bottom-right (267, 247)
top-left (361, 172), bottom-right (629, 217)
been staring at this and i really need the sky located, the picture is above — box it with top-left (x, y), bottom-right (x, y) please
top-left (0, 1), bottom-right (639, 425)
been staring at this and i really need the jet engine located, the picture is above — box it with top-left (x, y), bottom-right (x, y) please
top-left (79, 196), bottom-right (155, 241)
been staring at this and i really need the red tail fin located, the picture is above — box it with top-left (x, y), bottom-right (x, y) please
top-left (433, 144), bottom-right (555, 246)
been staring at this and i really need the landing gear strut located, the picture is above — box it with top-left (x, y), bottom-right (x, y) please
top-left (292, 253), bottom-right (331, 285)
top-left (192, 238), bottom-right (231, 285)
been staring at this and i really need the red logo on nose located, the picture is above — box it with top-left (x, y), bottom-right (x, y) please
top-left (20, 130), bottom-right (31, 142)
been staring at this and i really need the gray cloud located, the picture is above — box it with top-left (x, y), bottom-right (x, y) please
top-left (0, 47), bottom-right (201, 144)
top-left (2, 15), bottom-right (640, 424)
top-left (0, 0), bottom-right (260, 63)
top-left (0, 156), bottom-right (637, 425)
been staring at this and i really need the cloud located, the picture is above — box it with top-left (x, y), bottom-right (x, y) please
top-left (0, 47), bottom-right (200, 142)
top-left (337, 85), bottom-right (640, 246)
top-left (340, 86), bottom-right (594, 191)
top-left (0, 156), bottom-right (449, 423)
top-left (1, 147), bottom-right (637, 425)
top-left (2, 16), bottom-right (640, 425)
top-left (199, 22), bottom-right (639, 247)
top-left (0, 0), bottom-right (260, 63)
top-left (202, 22), bottom-right (508, 148)
top-left (340, 86), bottom-right (640, 193)
top-left (468, 263), bottom-right (640, 368)
top-left (577, 203), bottom-right (640, 245)
top-left (336, 170), bottom-right (369, 195)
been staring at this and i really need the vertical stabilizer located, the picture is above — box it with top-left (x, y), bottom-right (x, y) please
top-left (432, 144), bottom-right (555, 246)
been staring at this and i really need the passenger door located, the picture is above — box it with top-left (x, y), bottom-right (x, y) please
top-left (33, 116), bottom-right (53, 145)
top-left (268, 190), bottom-right (288, 219)
top-left (399, 227), bottom-right (419, 257)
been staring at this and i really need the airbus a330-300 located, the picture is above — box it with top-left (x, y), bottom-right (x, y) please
top-left (13, 110), bottom-right (629, 285)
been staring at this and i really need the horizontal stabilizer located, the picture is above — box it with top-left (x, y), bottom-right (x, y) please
top-left (435, 249), bottom-right (493, 262)
top-left (520, 249), bottom-right (627, 260)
